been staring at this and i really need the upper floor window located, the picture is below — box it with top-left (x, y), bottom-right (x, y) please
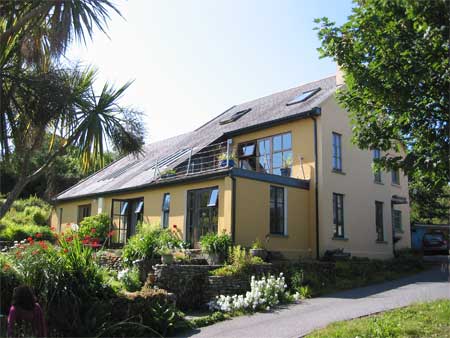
top-left (332, 132), bottom-right (342, 172)
top-left (391, 169), bottom-right (400, 185)
top-left (162, 193), bottom-right (171, 228)
top-left (375, 201), bottom-right (384, 241)
top-left (372, 149), bottom-right (382, 183)
top-left (332, 193), bottom-right (344, 238)
top-left (77, 204), bottom-right (91, 223)
top-left (238, 132), bottom-right (292, 176)
top-left (270, 186), bottom-right (286, 235)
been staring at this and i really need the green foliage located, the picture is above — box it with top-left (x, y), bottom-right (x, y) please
top-left (200, 232), bottom-right (232, 256)
top-left (78, 213), bottom-right (110, 243)
top-left (0, 224), bottom-right (53, 242)
top-left (251, 238), bottom-right (264, 249)
top-left (210, 245), bottom-right (266, 277)
top-left (316, 0), bottom-right (450, 217)
top-left (308, 300), bottom-right (450, 338)
top-left (0, 254), bottom-right (23, 315)
top-left (117, 267), bottom-right (143, 292)
top-left (189, 311), bottom-right (230, 329)
top-left (122, 223), bottom-right (186, 266)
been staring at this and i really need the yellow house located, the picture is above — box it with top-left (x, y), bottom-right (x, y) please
top-left (51, 73), bottom-right (411, 259)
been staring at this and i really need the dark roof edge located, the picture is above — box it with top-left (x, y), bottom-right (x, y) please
top-left (224, 107), bottom-right (321, 137)
top-left (231, 168), bottom-right (310, 189)
top-left (54, 169), bottom-right (231, 202)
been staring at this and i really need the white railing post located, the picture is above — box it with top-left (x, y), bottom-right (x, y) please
top-left (186, 148), bottom-right (193, 175)
top-left (226, 139), bottom-right (232, 167)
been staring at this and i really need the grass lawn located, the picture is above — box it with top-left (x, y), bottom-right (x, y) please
top-left (307, 299), bottom-right (450, 338)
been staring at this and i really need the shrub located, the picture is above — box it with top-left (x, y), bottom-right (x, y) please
top-left (210, 245), bottom-right (265, 277)
top-left (122, 224), bottom-right (186, 266)
top-left (117, 266), bottom-right (142, 292)
top-left (209, 273), bottom-right (298, 312)
top-left (0, 224), bottom-right (54, 242)
top-left (0, 254), bottom-right (23, 315)
top-left (200, 232), bottom-right (232, 257)
top-left (78, 213), bottom-right (110, 243)
top-left (23, 206), bottom-right (49, 226)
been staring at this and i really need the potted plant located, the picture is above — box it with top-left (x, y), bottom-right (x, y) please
top-left (158, 247), bottom-right (174, 264)
top-left (160, 169), bottom-right (176, 178)
top-left (217, 152), bottom-right (237, 168)
top-left (250, 238), bottom-right (267, 260)
top-left (200, 232), bottom-right (232, 265)
top-left (280, 156), bottom-right (293, 177)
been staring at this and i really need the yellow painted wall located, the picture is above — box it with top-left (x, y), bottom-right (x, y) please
top-left (234, 177), bottom-right (313, 259)
top-left (317, 96), bottom-right (411, 259)
top-left (231, 119), bottom-right (315, 180)
top-left (51, 177), bottom-right (233, 241)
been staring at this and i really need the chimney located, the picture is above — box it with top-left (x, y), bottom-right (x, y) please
top-left (336, 63), bottom-right (345, 86)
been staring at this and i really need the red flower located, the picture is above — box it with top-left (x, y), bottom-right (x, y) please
top-left (27, 237), bottom-right (33, 243)
top-left (2, 264), bottom-right (11, 272)
top-left (90, 228), bottom-right (96, 234)
top-left (66, 236), bottom-right (73, 242)
top-left (107, 230), bottom-right (115, 238)
top-left (82, 238), bottom-right (90, 245)
top-left (173, 224), bottom-right (177, 229)
top-left (63, 248), bottom-right (68, 253)
top-left (32, 250), bottom-right (39, 255)
top-left (35, 233), bottom-right (43, 239)
top-left (84, 235), bottom-right (91, 240)
top-left (38, 241), bottom-right (48, 250)
top-left (50, 226), bottom-right (56, 231)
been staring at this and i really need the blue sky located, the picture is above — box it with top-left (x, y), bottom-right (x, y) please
top-left (68, 0), bottom-right (354, 143)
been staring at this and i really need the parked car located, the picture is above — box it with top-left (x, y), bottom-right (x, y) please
top-left (422, 232), bottom-right (449, 254)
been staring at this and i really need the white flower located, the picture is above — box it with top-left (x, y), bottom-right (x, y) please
top-left (71, 223), bottom-right (79, 232)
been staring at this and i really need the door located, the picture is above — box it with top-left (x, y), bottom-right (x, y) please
top-left (110, 198), bottom-right (143, 245)
top-left (187, 187), bottom-right (219, 247)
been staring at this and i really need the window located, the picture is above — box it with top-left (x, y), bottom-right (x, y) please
top-left (219, 108), bottom-right (251, 125)
top-left (392, 209), bottom-right (402, 232)
top-left (135, 200), bottom-right (144, 214)
top-left (372, 149), bottom-right (382, 183)
top-left (332, 132), bottom-right (342, 171)
top-left (286, 88), bottom-right (321, 106)
top-left (270, 186), bottom-right (286, 235)
top-left (238, 132), bottom-right (292, 176)
top-left (333, 193), bottom-right (344, 238)
top-left (162, 193), bottom-right (171, 228)
top-left (375, 201), bottom-right (384, 241)
top-left (120, 201), bottom-right (129, 215)
top-left (207, 188), bottom-right (219, 207)
top-left (391, 169), bottom-right (400, 185)
top-left (77, 204), bottom-right (91, 223)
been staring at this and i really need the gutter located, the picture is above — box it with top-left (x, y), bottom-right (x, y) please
top-left (309, 109), bottom-right (321, 259)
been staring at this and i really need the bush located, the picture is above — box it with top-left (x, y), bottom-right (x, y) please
top-left (0, 254), bottom-right (23, 315)
top-left (0, 224), bottom-right (54, 242)
top-left (200, 232), bottom-right (232, 257)
top-left (122, 224), bottom-right (186, 266)
top-left (117, 266), bottom-right (142, 292)
top-left (78, 213), bottom-right (110, 243)
top-left (23, 206), bottom-right (49, 226)
top-left (210, 245), bottom-right (266, 277)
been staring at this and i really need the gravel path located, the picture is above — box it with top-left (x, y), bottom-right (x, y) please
top-left (183, 264), bottom-right (450, 338)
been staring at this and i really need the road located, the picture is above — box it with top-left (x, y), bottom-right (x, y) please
top-left (183, 264), bottom-right (450, 338)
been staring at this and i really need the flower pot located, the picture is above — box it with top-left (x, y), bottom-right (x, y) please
top-left (280, 168), bottom-right (291, 177)
top-left (161, 254), bottom-right (173, 264)
top-left (205, 252), bottom-right (223, 265)
top-left (219, 159), bottom-right (235, 168)
top-left (250, 248), bottom-right (267, 260)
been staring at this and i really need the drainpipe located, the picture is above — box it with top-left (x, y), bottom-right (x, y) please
top-left (230, 173), bottom-right (236, 243)
top-left (310, 114), bottom-right (320, 259)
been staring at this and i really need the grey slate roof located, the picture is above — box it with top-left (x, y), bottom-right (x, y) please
top-left (56, 75), bottom-right (337, 201)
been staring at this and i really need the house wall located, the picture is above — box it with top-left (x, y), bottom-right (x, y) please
top-left (51, 177), bottom-right (233, 240)
top-left (316, 96), bottom-right (411, 259)
top-left (234, 176), bottom-right (313, 259)
top-left (231, 118), bottom-right (316, 181)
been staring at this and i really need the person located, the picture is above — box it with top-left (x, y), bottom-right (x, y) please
top-left (7, 285), bottom-right (47, 337)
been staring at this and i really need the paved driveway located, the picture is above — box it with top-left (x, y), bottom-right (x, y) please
top-left (183, 265), bottom-right (450, 338)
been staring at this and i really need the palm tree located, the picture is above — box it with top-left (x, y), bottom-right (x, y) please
top-left (0, 1), bottom-right (145, 217)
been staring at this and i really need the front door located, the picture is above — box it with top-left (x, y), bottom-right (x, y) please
top-left (187, 187), bottom-right (219, 247)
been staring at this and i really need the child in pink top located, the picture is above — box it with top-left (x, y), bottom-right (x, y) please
top-left (7, 286), bottom-right (47, 337)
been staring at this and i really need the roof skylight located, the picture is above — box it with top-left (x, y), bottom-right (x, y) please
top-left (219, 108), bottom-right (251, 125)
top-left (286, 88), bottom-right (321, 106)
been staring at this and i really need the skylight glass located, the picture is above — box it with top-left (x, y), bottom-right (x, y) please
top-left (207, 188), bottom-right (219, 207)
top-left (219, 108), bottom-right (251, 125)
top-left (286, 88), bottom-right (321, 106)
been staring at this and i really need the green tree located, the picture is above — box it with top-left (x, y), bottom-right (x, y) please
top-left (0, 1), bottom-right (144, 218)
top-left (315, 0), bottom-right (449, 219)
